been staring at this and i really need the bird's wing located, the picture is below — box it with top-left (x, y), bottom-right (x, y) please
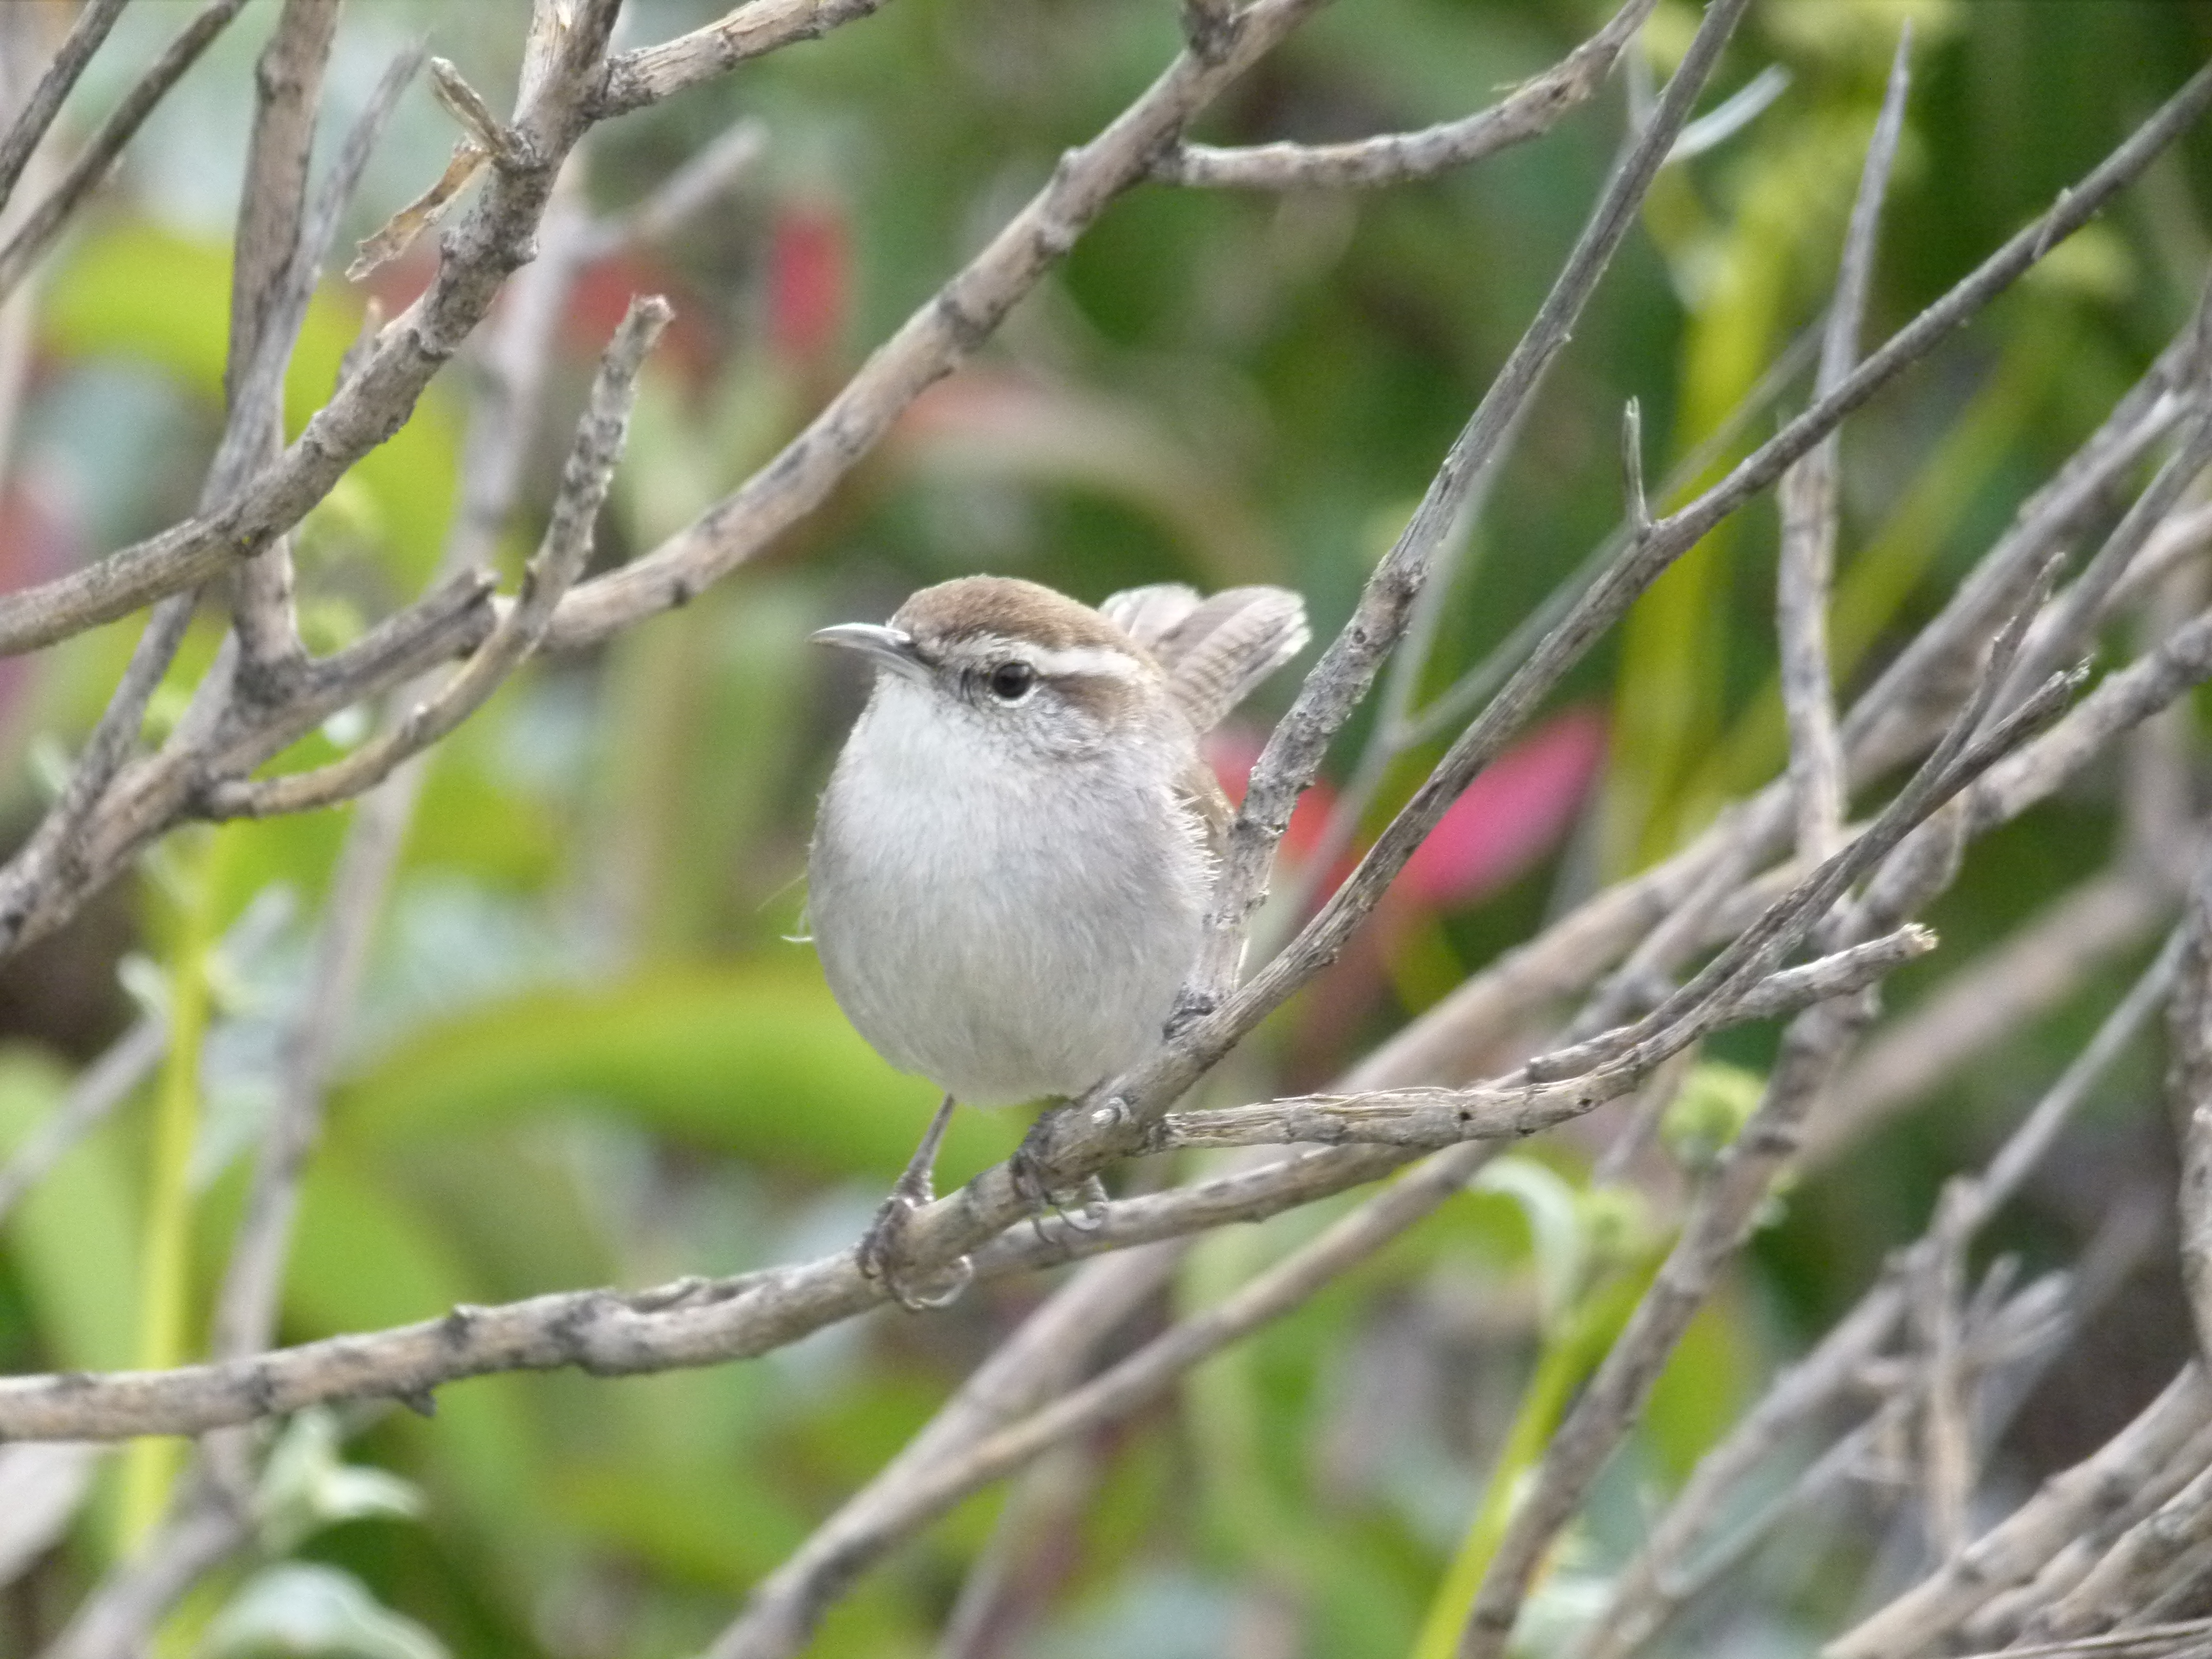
top-left (1145, 586), bottom-right (1310, 733)
top-left (1174, 746), bottom-right (1233, 866)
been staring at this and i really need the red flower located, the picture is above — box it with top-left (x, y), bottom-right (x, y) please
top-left (768, 202), bottom-right (849, 368)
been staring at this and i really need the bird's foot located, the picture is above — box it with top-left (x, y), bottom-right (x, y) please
top-left (1010, 1107), bottom-right (1111, 1243)
top-left (856, 1183), bottom-right (971, 1312)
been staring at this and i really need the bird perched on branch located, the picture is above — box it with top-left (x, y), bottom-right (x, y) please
top-left (807, 575), bottom-right (1309, 1307)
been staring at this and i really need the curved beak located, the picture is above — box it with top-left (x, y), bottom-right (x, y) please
top-left (810, 622), bottom-right (929, 682)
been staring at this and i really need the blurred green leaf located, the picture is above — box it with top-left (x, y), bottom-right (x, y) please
top-left (1471, 1157), bottom-right (1586, 1332)
top-left (0, 1048), bottom-right (140, 1370)
top-left (197, 1563), bottom-right (446, 1659)
top-left (341, 963), bottom-right (1020, 1182)
top-left (260, 1411), bottom-right (427, 1558)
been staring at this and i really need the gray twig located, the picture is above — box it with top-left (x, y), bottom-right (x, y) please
top-left (0, 0), bottom-right (251, 308)
top-left (2173, 850), bottom-right (2212, 1368)
top-left (0, 0), bottom-right (130, 216)
top-left (1152, 0), bottom-right (1658, 188)
top-left (225, 30), bottom-right (428, 699)
top-left (0, 1019), bottom-right (162, 1228)
top-left (597, 0), bottom-right (902, 116)
top-left (1828, 1367), bottom-right (2212, 1659)
top-left (204, 295), bottom-right (673, 819)
top-left (1780, 29), bottom-right (1909, 865)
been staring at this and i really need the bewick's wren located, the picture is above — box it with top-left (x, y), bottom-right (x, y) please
top-left (809, 575), bottom-right (1308, 1306)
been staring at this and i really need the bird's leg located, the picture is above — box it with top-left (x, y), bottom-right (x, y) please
top-left (857, 1093), bottom-right (972, 1312)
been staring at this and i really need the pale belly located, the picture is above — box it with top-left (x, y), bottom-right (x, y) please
top-left (807, 711), bottom-right (1209, 1108)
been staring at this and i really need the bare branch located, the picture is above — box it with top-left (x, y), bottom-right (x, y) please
top-left (219, 0), bottom-right (346, 687)
top-left (546, 0), bottom-right (1335, 652)
top-left (1969, 595), bottom-right (2212, 835)
top-left (1195, 0), bottom-right (1749, 1010)
top-left (0, 578), bottom-right (2176, 1445)
top-left (208, 785), bottom-right (415, 1358)
top-left (717, 1245), bottom-right (1180, 1657)
top-left (1587, 933), bottom-right (2186, 1657)
top-left (1810, 870), bottom-right (2172, 1168)
top-left (1455, 616), bottom-right (2059, 1659)
top-left (0, 594), bottom-right (198, 951)
top-left (1151, 0), bottom-right (1658, 188)
top-left (588, 115), bottom-right (765, 253)
top-left (427, 55), bottom-right (525, 168)
top-left (1580, 1285), bottom-right (1912, 1659)
top-left (226, 31), bottom-right (426, 696)
top-left (39, 1462), bottom-right (253, 1659)
top-left (2001, 394), bottom-right (2212, 713)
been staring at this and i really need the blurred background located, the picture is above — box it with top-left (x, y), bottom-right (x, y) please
top-left (3, 0), bottom-right (2211, 1653)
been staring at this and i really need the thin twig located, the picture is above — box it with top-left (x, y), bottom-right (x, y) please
top-left (2173, 848), bottom-right (2212, 1368)
top-left (1584, 922), bottom-right (2183, 1659)
top-left (1146, 928), bottom-right (1937, 1154)
top-left (220, 0), bottom-right (345, 688)
top-left (8, 549), bottom-right (2206, 1447)
top-left (1151, 0), bottom-right (1658, 188)
top-left (597, 0), bottom-right (902, 116)
top-left (585, 114), bottom-right (765, 254)
top-left (0, 0), bottom-right (130, 216)
top-left (0, 0), bottom-right (251, 308)
top-left (1780, 29), bottom-right (1910, 864)
top-left (203, 295), bottom-right (673, 818)
top-left (1807, 868), bottom-right (2172, 1167)
top-left (1086, 55), bottom-right (2212, 1162)
top-left (0, 0), bottom-right (626, 657)
top-left (226, 30), bottom-right (427, 699)
top-left (0, 1019), bottom-right (162, 1228)
top-left (1455, 605), bottom-right (2055, 1659)
top-left (0, 32), bottom-right (422, 953)
top-left (718, 1246), bottom-right (1179, 1657)
top-left (1827, 1368), bottom-right (2212, 1659)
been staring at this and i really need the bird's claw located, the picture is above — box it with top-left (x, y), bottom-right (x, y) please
top-left (856, 1191), bottom-right (971, 1312)
top-left (1165, 990), bottom-right (1217, 1038)
top-left (1010, 1104), bottom-right (1115, 1245)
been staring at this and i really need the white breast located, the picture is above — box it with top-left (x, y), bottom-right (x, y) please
top-left (807, 678), bottom-right (1211, 1108)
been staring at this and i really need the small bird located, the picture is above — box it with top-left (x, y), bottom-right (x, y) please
top-left (808, 575), bottom-right (1309, 1307)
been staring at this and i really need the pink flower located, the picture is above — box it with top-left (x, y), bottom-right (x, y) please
top-left (1398, 707), bottom-right (1607, 909)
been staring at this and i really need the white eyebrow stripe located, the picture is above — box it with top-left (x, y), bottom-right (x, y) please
top-left (1030, 645), bottom-right (1141, 679)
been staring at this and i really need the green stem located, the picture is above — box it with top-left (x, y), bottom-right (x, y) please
top-left (1409, 1248), bottom-right (1665, 1659)
top-left (117, 829), bottom-right (225, 1552)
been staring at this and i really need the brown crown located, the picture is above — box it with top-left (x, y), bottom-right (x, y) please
top-left (892, 576), bottom-right (1138, 656)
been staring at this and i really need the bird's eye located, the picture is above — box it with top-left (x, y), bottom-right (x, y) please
top-left (986, 662), bottom-right (1036, 702)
